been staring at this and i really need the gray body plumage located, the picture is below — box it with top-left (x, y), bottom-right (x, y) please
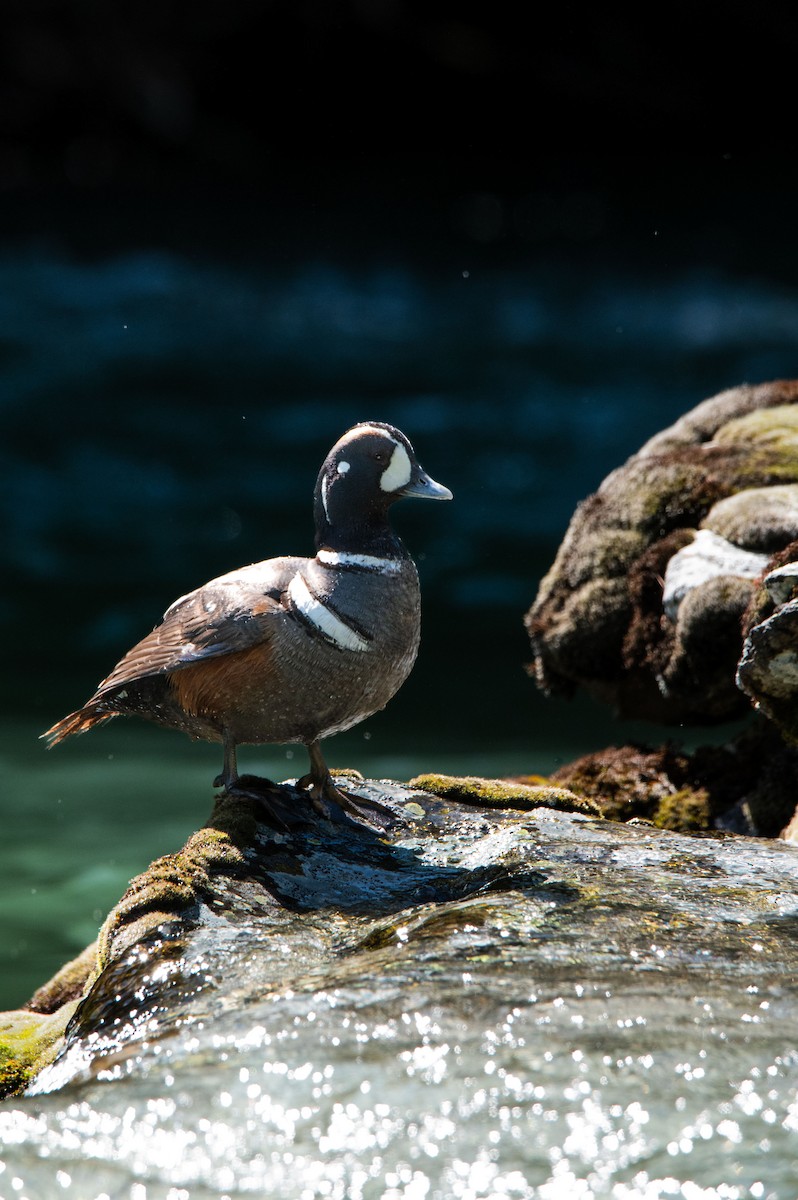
top-left (110, 552), bottom-right (422, 747)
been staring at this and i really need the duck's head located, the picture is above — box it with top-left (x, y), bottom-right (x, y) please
top-left (314, 422), bottom-right (452, 553)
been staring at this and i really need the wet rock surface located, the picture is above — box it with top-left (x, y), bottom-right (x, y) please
top-left (3, 776), bottom-right (798, 1197)
top-left (525, 379), bottom-right (798, 725)
top-left (0, 776), bottom-right (591, 1101)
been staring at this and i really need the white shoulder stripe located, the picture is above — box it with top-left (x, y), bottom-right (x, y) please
top-left (317, 549), bottom-right (401, 574)
top-left (287, 573), bottom-right (370, 652)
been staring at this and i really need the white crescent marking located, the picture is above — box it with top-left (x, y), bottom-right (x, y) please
top-left (288, 573), bottom-right (370, 651)
top-left (380, 442), bottom-right (412, 493)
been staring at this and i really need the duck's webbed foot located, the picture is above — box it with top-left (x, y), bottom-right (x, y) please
top-left (214, 738), bottom-right (307, 830)
top-left (297, 741), bottom-right (397, 829)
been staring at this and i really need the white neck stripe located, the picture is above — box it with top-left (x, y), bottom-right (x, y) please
top-left (288, 573), bottom-right (370, 652)
top-left (317, 549), bottom-right (401, 574)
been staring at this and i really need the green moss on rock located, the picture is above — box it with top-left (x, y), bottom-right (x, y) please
top-left (550, 744), bottom-right (689, 824)
top-left (409, 773), bottom-right (601, 817)
top-left (653, 787), bottom-right (713, 832)
top-left (713, 404), bottom-right (798, 449)
top-left (0, 1001), bottom-right (81, 1100)
top-left (549, 727), bottom-right (798, 837)
top-left (0, 942), bottom-right (104, 1100)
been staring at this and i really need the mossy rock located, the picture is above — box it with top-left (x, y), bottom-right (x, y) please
top-left (550, 726), bottom-right (798, 837)
top-left (550, 744), bottom-right (689, 824)
top-left (703, 485), bottom-right (798, 553)
top-left (409, 773), bottom-right (601, 817)
top-left (653, 787), bottom-right (713, 832)
top-left (0, 1002), bottom-right (81, 1100)
top-left (526, 381), bottom-right (798, 725)
top-left (713, 404), bottom-right (798, 449)
top-left (24, 941), bottom-right (99, 1015)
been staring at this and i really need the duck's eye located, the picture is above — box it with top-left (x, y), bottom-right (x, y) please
top-left (373, 451), bottom-right (386, 462)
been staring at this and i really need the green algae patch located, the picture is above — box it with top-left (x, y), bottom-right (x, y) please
top-left (408, 773), bottom-right (601, 817)
top-left (0, 1000), bottom-right (81, 1100)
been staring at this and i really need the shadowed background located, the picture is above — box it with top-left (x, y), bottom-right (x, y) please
top-left (2, 1), bottom-right (798, 1003)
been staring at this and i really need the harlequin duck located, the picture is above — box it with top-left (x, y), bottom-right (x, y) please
top-left (43, 422), bottom-right (452, 824)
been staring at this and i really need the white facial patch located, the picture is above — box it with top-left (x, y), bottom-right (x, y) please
top-left (379, 441), bottom-right (412, 492)
top-left (337, 460), bottom-right (350, 474)
top-left (288, 572), bottom-right (369, 652)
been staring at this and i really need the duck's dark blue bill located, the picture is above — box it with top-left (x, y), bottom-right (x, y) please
top-left (400, 472), bottom-right (453, 501)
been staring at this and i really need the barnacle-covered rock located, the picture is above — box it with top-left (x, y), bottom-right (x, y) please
top-left (526, 380), bottom-right (798, 724)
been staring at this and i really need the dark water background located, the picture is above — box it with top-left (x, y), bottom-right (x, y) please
top-left (2, 159), bottom-right (798, 1007)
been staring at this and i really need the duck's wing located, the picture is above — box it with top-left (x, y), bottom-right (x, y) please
top-left (96, 557), bottom-right (302, 695)
top-left (42, 558), bottom-right (301, 744)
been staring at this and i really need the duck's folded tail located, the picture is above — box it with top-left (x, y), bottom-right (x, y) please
top-left (40, 706), bottom-right (114, 748)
